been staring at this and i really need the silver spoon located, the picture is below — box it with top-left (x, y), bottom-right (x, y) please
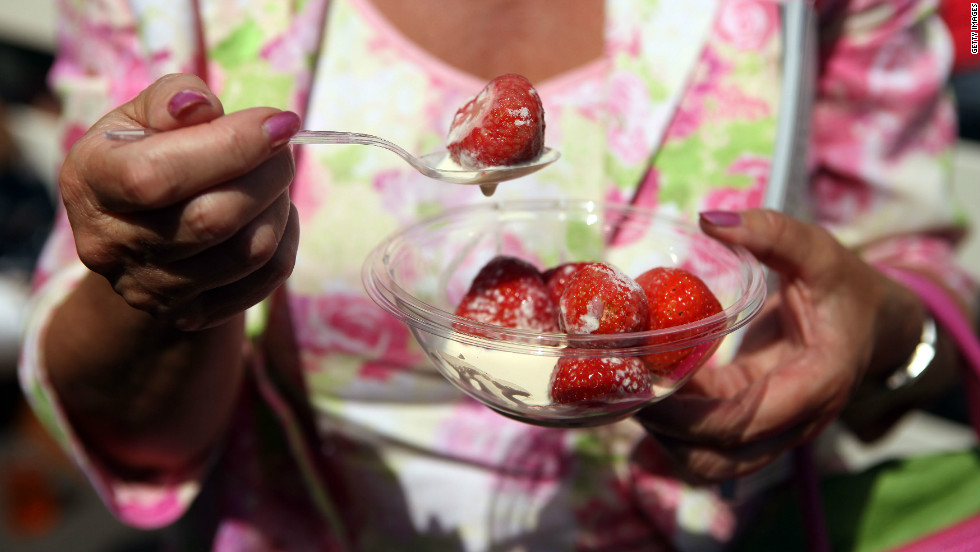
top-left (105, 128), bottom-right (559, 195)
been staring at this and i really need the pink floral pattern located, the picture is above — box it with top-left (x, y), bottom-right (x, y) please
top-left (291, 292), bottom-right (422, 373)
top-left (606, 71), bottom-right (661, 165)
top-left (665, 46), bottom-right (731, 141)
top-left (716, 0), bottom-right (779, 51)
top-left (703, 155), bottom-right (770, 212)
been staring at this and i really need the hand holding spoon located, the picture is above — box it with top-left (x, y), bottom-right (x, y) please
top-left (105, 129), bottom-right (559, 193)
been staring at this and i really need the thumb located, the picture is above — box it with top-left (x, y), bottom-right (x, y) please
top-left (698, 209), bottom-right (847, 281)
top-left (119, 73), bottom-right (224, 131)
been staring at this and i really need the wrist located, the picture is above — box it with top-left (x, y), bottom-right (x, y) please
top-left (842, 265), bottom-right (963, 441)
top-left (864, 269), bottom-right (930, 382)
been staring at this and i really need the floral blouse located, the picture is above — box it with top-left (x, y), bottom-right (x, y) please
top-left (20, 0), bottom-right (977, 550)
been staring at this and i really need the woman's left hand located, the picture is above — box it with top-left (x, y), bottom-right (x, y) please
top-left (635, 209), bottom-right (929, 484)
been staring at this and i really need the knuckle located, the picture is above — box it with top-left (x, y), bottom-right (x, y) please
top-left (126, 287), bottom-right (199, 330)
top-left (122, 289), bottom-right (160, 315)
top-left (116, 156), bottom-right (179, 207)
top-left (760, 209), bottom-right (788, 236)
top-left (115, 268), bottom-right (198, 318)
top-left (114, 277), bottom-right (165, 316)
top-left (225, 197), bottom-right (293, 272)
top-left (246, 196), bottom-right (292, 265)
top-left (74, 234), bottom-right (121, 275)
top-left (243, 224), bottom-right (280, 268)
top-left (182, 194), bottom-right (235, 245)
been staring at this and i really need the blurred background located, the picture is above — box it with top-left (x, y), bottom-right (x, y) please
top-left (0, 1), bottom-right (977, 551)
top-left (1, 1), bottom-right (168, 550)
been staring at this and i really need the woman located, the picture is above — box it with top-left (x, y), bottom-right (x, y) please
top-left (20, 0), bottom-right (978, 549)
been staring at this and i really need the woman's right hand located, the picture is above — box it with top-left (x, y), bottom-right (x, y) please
top-left (60, 73), bottom-right (302, 331)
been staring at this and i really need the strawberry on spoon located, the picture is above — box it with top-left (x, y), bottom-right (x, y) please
top-left (447, 73), bottom-right (553, 195)
top-left (447, 73), bottom-right (546, 169)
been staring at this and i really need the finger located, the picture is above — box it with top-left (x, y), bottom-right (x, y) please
top-left (123, 73), bottom-right (225, 130)
top-left (90, 107), bottom-right (301, 212)
top-left (117, 148), bottom-right (296, 261)
top-left (650, 420), bottom-right (820, 484)
top-left (73, 147), bottom-right (294, 278)
top-left (636, 350), bottom-right (843, 447)
top-left (171, 191), bottom-right (294, 292)
top-left (82, 74), bottom-right (223, 141)
top-left (183, 191), bottom-right (294, 292)
top-left (175, 202), bottom-right (300, 331)
top-left (113, 191), bottom-right (294, 312)
top-left (699, 209), bottom-right (844, 281)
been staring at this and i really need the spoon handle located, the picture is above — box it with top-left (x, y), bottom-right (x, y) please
top-left (103, 128), bottom-right (159, 141)
top-left (104, 127), bottom-right (430, 179)
top-left (287, 130), bottom-right (363, 145)
top-left (287, 131), bottom-right (421, 171)
top-left (105, 128), bottom-right (390, 148)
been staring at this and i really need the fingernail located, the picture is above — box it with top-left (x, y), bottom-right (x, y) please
top-left (168, 89), bottom-right (210, 118)
top-left (263, 111), bottom-right (301, 147)
top-left (700, 210), bottom-right (742, 227)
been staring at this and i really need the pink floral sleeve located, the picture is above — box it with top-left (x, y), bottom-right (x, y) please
top-left (812, 0), bottom-right (980, 425)
top-left (812, 0), bottom-right (978, 330)
top-left (18, 0), bottom-right (209, 529)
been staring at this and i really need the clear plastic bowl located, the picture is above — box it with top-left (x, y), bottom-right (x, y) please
top-left (363, 200), bottom-right (766, 428)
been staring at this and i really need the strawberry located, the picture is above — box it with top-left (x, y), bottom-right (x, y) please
top-left (635, 267), bottom-right (723, 372)
top-left (455, 255), bottom-right (558, 333)
top-left (542, 262), bottom-right (588, 304)
top-left (557, 262), bottom-right (649, 337)
top-left (446, 73), bottom-right (545, 169)
top-left (550, 356), bottom-right (653, 405)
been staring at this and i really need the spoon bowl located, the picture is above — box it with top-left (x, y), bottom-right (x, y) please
top-left (105, 129), bottom-right (560, 188)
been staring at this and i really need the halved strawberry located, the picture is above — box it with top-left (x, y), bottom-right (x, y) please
top-left (557, 262), bottom-right (650, 337)
top-left (454, 255), bottom-right (558, 333)
top-left (446, 73), bottom-right (545, 169)
top-left (550, 356), bottom-right (652, 405)
top-left (635, 267), bottom-right (723, 372)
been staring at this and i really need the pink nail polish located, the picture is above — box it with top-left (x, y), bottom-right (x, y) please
top-left (263, 111), bottom-right (301, 147)
top-left (700, 210), bottom-right (742, 227)
top-left (168, 89), bottom-right (210, 118)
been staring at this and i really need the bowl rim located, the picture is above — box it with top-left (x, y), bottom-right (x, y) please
top-left (362, 199), bottom-right (767, 355)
